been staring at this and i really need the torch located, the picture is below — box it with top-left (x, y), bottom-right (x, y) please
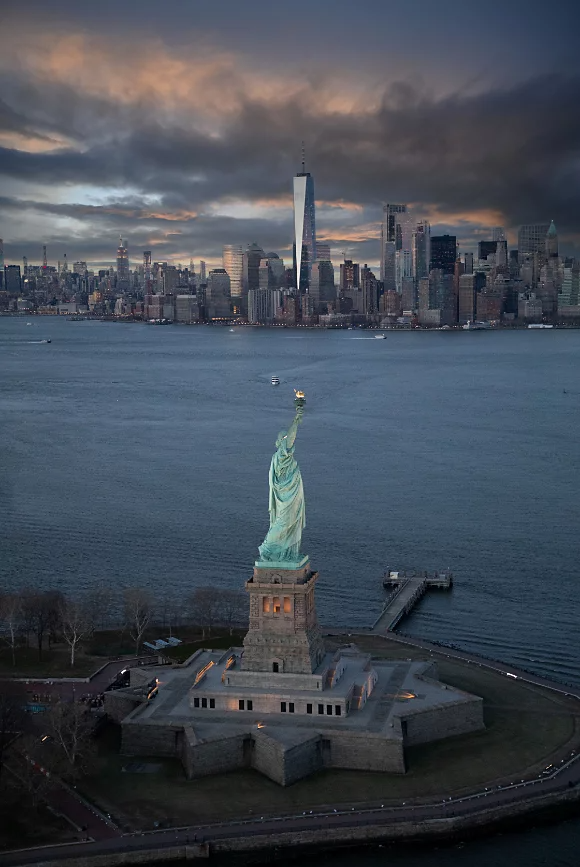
top-left (294, 389), bottom-right (306, 409)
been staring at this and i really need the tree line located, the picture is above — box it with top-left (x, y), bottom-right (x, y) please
top-left (0, 584), bottom-right (248, 666)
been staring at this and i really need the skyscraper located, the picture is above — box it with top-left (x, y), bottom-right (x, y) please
top-left (316, 243), bottom-right (331, 262)
top-left (143, 251), bottom-right (152, 292)
top-left (4, 265), bottom-right (22, 296)
top-left (380, 204), bottom-right (412, 283)
top-left (430, 235), bottom-right (457, 275)
top-left (206, 269), bottom-right (231, 319)
top-left (412, 221), bottom-right (431, 281)
top-left (223, 245), bottom-right (243, 298)
top-left (518, 224), bottom-right (550, 256)
top-left (242, 243), bottom-right (265, 299)
top-left (545, 221), bottom-right (558, 258)
top-left (293, 156), bottom-right (316, 293)
top-left (116, 237), bottom-right (130, 290)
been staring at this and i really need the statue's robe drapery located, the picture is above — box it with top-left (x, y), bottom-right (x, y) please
top-left (258, 421), bottom-right (305, 563)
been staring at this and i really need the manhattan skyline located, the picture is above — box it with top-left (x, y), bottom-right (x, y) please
top-left (1, 0), bottom-right (580, 268)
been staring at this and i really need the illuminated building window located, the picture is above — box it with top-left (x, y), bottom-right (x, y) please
top-left (273, 597), bottom-right (281, 614)
top-left (247, 700), bottom-right (253, 711)
top-left (289, 703), bottom-right (295, 713)
top-left (239, 699), bottom-right (245, 710)
top-left (281, 702), bottom-right (287, 712)
top-left (335, 705), bottom-right (341, 716)
top-left (318, 704), bottom-right (324, 715)
top-left (194, 697), bottom-right (200, 708)
top-left (326, 705), bottom-right (332, 715)
top-left (283, 597), bottom-right (291, 614)
top-left (263, 597), bottom-right (271, 613)
top-left (209, 699), bottom-right (215, 709)
top-left (202, 698), bottom-right (207, 708)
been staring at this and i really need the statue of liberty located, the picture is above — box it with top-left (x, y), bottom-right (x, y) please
top-left (257, 392), bottom-right (308, 568)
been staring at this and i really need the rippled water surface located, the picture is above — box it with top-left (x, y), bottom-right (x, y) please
top-left (1, 317), bottom-right (579, 688)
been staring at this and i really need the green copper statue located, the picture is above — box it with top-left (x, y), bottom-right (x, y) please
top-left (256, 391), bottom-right (308, 569)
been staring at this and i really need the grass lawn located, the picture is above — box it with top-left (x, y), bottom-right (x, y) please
top-left (81, 636), bottom-right (580, 831)
top-left (0, 645), bottom-right (105, 678)
top-left (0, 628), bottom-right (246, 679)
top-left (0, 788), bottom-right (78, 852)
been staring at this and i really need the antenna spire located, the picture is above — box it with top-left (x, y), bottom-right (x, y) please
top-left (301, 141), bottom-right (305, 173)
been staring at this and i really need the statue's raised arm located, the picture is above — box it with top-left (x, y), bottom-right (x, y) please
top-left (256, 392), bottom-right (308, 569)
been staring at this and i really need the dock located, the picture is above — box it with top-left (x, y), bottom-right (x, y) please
top-left (371, 569), bottom-right (453, 634)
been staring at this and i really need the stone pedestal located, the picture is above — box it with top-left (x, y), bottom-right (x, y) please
top-left (238, 562), bottom-right (325, 676)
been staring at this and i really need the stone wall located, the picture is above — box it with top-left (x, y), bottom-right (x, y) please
top-left (121, 721), bottom-right (180, 757)
top-left (183, 731), bottom-right (249, 780)
top-left (281, 734), bottom-right (323, 785)
top-left (326, 730), bottom-right (406, 773)
top-left (401, 697), bottom-right (484, 746)
top-left (105, 693), bottom-right (141, 724)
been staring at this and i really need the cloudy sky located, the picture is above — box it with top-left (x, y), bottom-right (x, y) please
top-left (2, 0), bottom-right (580, 271)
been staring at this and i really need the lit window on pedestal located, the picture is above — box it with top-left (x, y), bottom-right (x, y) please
top-left (283, 597), bottom-right (291, 613)
top-left (210, 699), bottom-right (215, 709)
top-left (248, 700), bottom-right (253, 711)
top-left (289, 702), bottom-right (295, 713)
top-left (273, 597), bottom-right (281, 614)
top-left (318, 704), bottom-right (324, 715)
top-left (263, 597), bottom-right (271, 613)
top-left (194, 697), bottom-right (200, 708)
top-left (239, 699), bottom-right (245, 710)
top-left (281, 702), bottom-right (287, 713)
top-left (326, 705), bottom-right (332, 715)
top-left (202, 698), bottom-right (207, 708)
top-left (307, 703), bottom-right (313, 714)
top-left (335, 705), bottom-right (341, 716)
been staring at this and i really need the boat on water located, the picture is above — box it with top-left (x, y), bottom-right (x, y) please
top-left (271, 376), bottom-right (280, 386)
top-left (462, 320), bottom-right (491, 330)
top-left (528, 323), bottom-right (554, 329)
top-left (374, 333), bottom-right (386, 339)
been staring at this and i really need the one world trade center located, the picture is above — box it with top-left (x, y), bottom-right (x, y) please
top-left (293, 151), bottom-right (316, 294)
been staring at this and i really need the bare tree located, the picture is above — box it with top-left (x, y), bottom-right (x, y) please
top-left (0, 593), bottom-right (22, 667)
top-left (86, 582), bottom-right (116, 634)
top-left (123, 588), bottom-right (152, 656)
top-left (219, 590), bottom-right (247, 635)
top-left (20, 589), bottom-right (60, 661)
top-left (189, 587), bottom-right (221, 638)
top-left (0, 684), bottom-right (26, 787)
top-left (59, 597), bottom-right (92, 667)
top-left (44, 702), bottom-right (97, 781)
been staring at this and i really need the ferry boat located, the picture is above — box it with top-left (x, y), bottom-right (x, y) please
top-left (271, 376), bottom-right (280, 386)
top-left (374, 333), bottom-right (386, 339)
top-left (462, 320), bottom-right (491, 330)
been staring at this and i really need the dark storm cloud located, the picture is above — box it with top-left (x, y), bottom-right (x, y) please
top-left (1, 2), bottom-right (580, 263)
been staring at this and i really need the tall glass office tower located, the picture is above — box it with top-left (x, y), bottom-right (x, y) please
top-left (293, 163), bottom-right (316, 293)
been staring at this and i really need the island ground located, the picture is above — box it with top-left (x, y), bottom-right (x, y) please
top-left (80, 634), bottom-right (580, 831)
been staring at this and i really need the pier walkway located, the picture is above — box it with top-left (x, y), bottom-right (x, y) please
top-left (371, 570), bottom-right (452, 634)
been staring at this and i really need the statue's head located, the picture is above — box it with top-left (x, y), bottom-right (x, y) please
top-left (276, 431), bottom-right (287, 448)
